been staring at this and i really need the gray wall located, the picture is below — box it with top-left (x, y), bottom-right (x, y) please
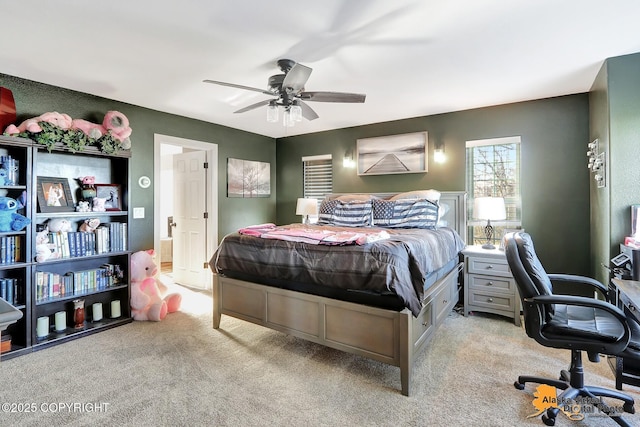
top-left (1, 73), bottom-right (277, 251)
top-left (277, 95), bottom-right (591, 275)
top-left (590, 52), bottom-right (640, 284)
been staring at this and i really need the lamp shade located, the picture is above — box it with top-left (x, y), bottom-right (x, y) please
top-left (296, 198), bottom-right (318, 216)
top-left (473, 197), bottom-right (506, 221)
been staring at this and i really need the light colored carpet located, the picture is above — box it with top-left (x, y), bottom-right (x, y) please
top-left (1, 284), bottom-right (639, 427)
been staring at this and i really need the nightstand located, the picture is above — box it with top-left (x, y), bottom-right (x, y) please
top-left (462, 245), bottom-right (521, 326)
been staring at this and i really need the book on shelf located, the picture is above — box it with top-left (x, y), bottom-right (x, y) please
top-left (0, 235), bottom-right (21, 264)
top-left (40, 226), bottom-right (126, 261)
top-left (1, 333), bottom-right (11, 353)
top-left (0, 277), bottom-right (20, 306)
top-left (35, 265), bottom-right (121, 303)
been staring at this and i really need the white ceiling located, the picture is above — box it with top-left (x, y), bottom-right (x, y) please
top-left (1, 1), bottom-right (639, 139)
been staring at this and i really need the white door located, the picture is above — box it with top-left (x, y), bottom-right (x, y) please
top-left (172, 150), bottom-right (208, 289)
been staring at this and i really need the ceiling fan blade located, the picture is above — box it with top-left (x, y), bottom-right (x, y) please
top-left (234, 99), bottom-right (272, 114)
top-left (282, 63), bottom-right (312, 93)
top-left (299, 101), bottom-right (319, 121)
top-left (300, 91), bottom-right (366, 103)
top-left (203, 79), bottom-right (274, 96)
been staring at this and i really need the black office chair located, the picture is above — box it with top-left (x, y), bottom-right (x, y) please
top-left (504, 231), bottom-right (640, 426)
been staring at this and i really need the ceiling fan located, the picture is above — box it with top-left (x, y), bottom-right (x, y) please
top-left (203, 59), bottom-right (366, 122)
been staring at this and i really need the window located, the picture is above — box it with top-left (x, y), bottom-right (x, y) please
top-left (302, 154), bottom-right (333, 222)
top-left (466, 136), bottom-right (521, 245)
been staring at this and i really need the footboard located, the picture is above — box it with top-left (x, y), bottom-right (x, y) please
top-left (212, 264), bottom-right (460, 396)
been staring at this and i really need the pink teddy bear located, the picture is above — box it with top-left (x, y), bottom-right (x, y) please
top-left (70, 111), bottom-right (132, 149)
top-left (4, 111), bottom-right (72, 135)
top-left (130, 250), bottom-right (181, 321)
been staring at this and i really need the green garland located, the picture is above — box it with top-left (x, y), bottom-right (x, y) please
top-left (5, 121), bottom-right (129, 154)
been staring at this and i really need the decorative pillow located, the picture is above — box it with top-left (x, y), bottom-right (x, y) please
top-left (373, 198), bottom-right (439, 229)
top-left (390, 189), bottom-right (441, 202)
top-left (335, 194), bottom-right (377, 202)
top-left (317, 199), bottom-right (373, 227)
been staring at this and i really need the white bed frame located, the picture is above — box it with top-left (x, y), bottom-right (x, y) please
top-left (212, 191), bottom-right (466, 396)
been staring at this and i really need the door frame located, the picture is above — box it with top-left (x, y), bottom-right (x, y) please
top-left (153, 134), bottom-right (218, 289)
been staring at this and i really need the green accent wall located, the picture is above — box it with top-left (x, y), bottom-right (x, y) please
top-left (0, 73), bottom-right (276, 251)
top-left (277, 95), bottom-right (591, 275)
top-left (590, 52), bottom-right (640, 284)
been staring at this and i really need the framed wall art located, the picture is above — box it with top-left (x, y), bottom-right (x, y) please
top-left (37, 176), bottom-right (75, 213)
top-left (357, 131), bottom-right (428, 175)
top-left (227, 158), bottom-right (271, 198)
top-left (95, 184), bottom-right (122, 211)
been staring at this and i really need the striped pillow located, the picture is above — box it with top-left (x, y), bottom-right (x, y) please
top-left (317, 199), bottom-right (373, 227)
top-left (373, 198), bottom-right (439, 229)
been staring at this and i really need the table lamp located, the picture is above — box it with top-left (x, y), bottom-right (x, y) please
top-left (473, 197), bottom-right (506, 249)
top-left (296, 198), bottom-right (318, 224)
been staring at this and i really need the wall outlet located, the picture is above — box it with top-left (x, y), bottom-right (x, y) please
top-left (133, 207), bottom-right (145, 219)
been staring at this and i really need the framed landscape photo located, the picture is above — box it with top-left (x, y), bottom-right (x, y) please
top-left (357, 131), bottom-right (428, 175)
top-left (37, 176), bottom-right (75, 213)
top-left (95, 184), bottom-right (122, 211)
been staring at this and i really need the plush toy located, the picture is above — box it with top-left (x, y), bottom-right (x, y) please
top-left (92, 197), bottom-right (106, 212)
top-left (130, 249), bottom-right (181, 321)
top-left (103, 111), bottom-right (132, 149)
top-left (4, 111), bottom-right (73, 135)
top-left (47, 217), bottom-right (73, 233)
top-left (79, 218), bottom-right (100, 233)
top-left (0, 196), bottom-right (30, 232)
top-left (76, 201), bottom-right (90, 213)
top-left (35, 227), bottom-right (60, 262)
top-left (71, 119), bottom-right (104, 140)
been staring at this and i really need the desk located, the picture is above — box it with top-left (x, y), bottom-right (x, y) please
top-left (609, 278), bottom-right (640, 389)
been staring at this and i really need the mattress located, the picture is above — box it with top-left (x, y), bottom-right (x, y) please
top-left (211, 224), bottom-right (465, 316)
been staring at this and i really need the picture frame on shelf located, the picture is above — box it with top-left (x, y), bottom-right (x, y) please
top-left (499, 228), bottom-right (524, 250)
top-left (95, 184), bottom-right (122, 211)
top-left (36, 176), bottom-right (75, 213)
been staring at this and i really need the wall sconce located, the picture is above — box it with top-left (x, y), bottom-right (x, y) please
top-left (587, 139), bottom-right (606, 188)
top-left (343, 149), bottom-right (355, 168)
top-left (433, 145), bottom-right (446, 164)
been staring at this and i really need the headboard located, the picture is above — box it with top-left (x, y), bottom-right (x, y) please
top-left (326, 191), bottom-right (467, 243)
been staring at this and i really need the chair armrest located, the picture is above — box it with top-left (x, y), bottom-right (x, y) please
top-left (548, 273), bottom-right (608, 298)
top-left (526, 294), bottom-right (631, 347)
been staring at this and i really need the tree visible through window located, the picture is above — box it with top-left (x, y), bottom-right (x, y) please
top-left (466, 136), bottom-right (521, 245)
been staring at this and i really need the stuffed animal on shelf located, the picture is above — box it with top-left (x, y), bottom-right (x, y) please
top-left (130, 249), bottom-right (181, 321)
top-left (0, 196), bottom-right (30, 232)
top-left (103, 111), bottom-right (132, 149)
top-left (76, 201), bottom-right (91, 213)
top-left (79, 218), bottom-right (100, 233)
top-left (4, 111), bottom-right (73, 135)
top-left (92, 197), bottom-right (106, 212)
top-left (34, 227), bottom-right (60, 262)
top-left (46, 217), bottom-right (73, 233)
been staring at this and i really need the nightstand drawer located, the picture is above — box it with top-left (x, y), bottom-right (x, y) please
top-left (467, 274), bottom-right (516, 292)
top-left (467, 257), bottom-right (511, 277)
top-left (468, 289), bottom-right (516, 312)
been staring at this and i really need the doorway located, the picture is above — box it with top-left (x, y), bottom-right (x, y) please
top-left (153, 134), bottom-right (218, 290)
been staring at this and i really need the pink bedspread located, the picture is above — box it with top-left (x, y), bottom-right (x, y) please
top-left (238, 223), bottom-right (390, 245)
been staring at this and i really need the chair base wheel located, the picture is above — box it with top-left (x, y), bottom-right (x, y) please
top-left (623, 401), bottom-right (635, 414)
top-left (542, 414), bottom-right (555, 426)
top-left (514, 381), bottom-right (525, 390)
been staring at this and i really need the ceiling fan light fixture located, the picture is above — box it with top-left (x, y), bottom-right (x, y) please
top-left (266, 100), bottom-right (279, 123)
top-left (283, 109), bottom-right (295, 127)
top-left (290, 101), bottom-right (303, 122)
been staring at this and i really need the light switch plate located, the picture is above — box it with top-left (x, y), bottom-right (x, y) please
top-left (133, 207), bottom-right (145, 218)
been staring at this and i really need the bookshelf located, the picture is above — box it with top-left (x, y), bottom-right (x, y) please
top-left (0, 135), bottom-right (132, 358)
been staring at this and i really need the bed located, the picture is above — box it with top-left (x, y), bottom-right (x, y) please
top-left (209, 191), bottom-right (466, 396)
